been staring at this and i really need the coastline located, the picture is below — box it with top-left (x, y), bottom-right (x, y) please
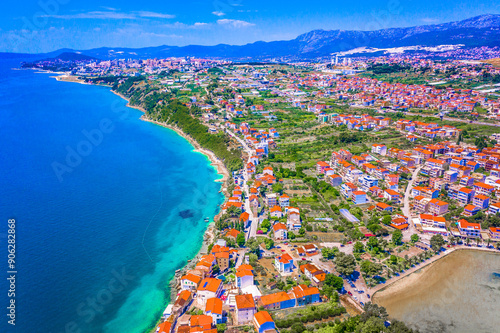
top-left (109, 88), bottom-right (230, 332)
top-left (372, 247), bottom-right (500, 332)
top-left (371, 246), bottom-right (500, 299)
top-left (49, 73), bottom-right (230, 333)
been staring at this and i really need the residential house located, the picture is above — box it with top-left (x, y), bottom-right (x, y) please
top-left (316, 161), bottom-right (330, 174)
top-left (235, 294), bottom-right (256, 325)
top-left (413, 195), bottom-right (430, 213)
top-left (457, 187), bottom-right (475, 206)
top-left (428, 199), bottom-right (449, 216)
top-left (270, 205), bottom-right (283, 218)
top-left (274, 253), bottom-right (294, 274)
top-left (489, 202), bottom-right (500, 215)
top-left (236, 265), bottom-right (254, 290)
top-left (474, 182), bottom-right (495, 197)
top-left (352, 191), bottom-right (368, 205)
top-left (205, 297), bottom-right (223, 325)
top-left (419, 214), bottom-right (448, 235)
top-left (371, 144), bottom-right (387, 156)
top-left (181, 273), bottom-right (202, 291)
top-left (197, 278), bottom-right (223, 307)
top-left (253, 311), bottom-right (276, 333)
top-left (290, 285), bottom-right (321, 306)
top-left (156, 321), bottom-right (172, 333)
top-left (172, 290), bottom-right (193, 318)
top-left (189, 315), bottom-right (213, 332)
top-left (463, 204), bottom-right (480, 217)
top-left (259, 292), bottom-right (295, 310)
top-left (287, 207), bottom-right (301, 230)
top-left (279, 194), bottom-right (290, 208)
top-left (472, 194), bottom-right (490, 209)
top-left (489, 227), bottom-right (500, 240)
top-left (375, 202), bottom-right (393, 213)
top-left (458, 219), bottom-right (482, 238)
top-left (329, 174), bottom-right (343, 186)
top-left (384, 189), bottom-right (401, 204)
top-left (272, 223), bottom-right (288, 240)
top-left (341, 182), bottom-right (357, 198)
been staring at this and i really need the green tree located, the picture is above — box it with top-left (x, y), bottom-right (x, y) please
top-left (264, 238), bottom-right (274, 250)
top-left (324, 273), bottom-right (344, 290)
top-left (272, 182), bottom-right (284, 194)
top-left (366, 237), bottom-right (379, 250)
top-left (322, 246), bottom-right (339, 259)
top-left (360, 260), bottom-right (383, 277)
top-left (354, 241), bottom-right (365, 253)
top-left (392, 230), bottom-right (403, 245)
top-left (410, 234), bottom-right (419, 243)
top-left (430, 234), bottom-right (445, 252)
top-left (334, 253), bottom-right (356, 276)
top-left (382, 215), bottom-right (392, 225)
top-left (261, 219), bottom-right (271, 230)
top-left (236, 232), bottom-right (246, 247)
top-left (216, 323), bottom-right (226, 333)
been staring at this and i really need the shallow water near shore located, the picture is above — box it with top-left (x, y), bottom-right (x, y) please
top-left (374, 249), bottom-right (500, 333)
top-left (0, 59), bottom-right (224, 333)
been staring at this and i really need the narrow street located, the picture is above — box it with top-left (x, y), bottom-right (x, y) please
top-left (402, 165), bottom-right (422, 241)
top-left (222, 126), bottom-right (259, 240)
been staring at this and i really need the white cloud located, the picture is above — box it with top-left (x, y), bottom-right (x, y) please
top-left (217, 19), bottom-right (254, 28)
top-left (42, 10), bottom-right (175, 20)
top-left (135, 11), bottom-right (175, 19)
top-left (162, 22), bottom-right (211, 29)
top-left (212, 11), bottom-right (226, 17)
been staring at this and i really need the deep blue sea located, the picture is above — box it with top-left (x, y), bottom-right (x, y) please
top-left (0, 59), bottom-right (224, 333)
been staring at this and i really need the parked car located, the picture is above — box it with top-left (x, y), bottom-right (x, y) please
top-left (348, 291), bottom-right (352, 296)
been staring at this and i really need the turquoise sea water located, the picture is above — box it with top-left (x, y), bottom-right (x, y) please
top-left (0, 60), bottom-right (224, 333)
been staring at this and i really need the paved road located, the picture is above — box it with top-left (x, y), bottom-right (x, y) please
top-left (223, 126), bottom-right (259, 240)
top-left (402, 165), bottom-right (423, 241)
top-left (385, 110), bottom-right (500, 127)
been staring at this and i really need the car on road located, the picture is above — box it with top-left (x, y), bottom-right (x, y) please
top-left (357, 290), bottom-right (364, 294)
top-left (360, 302), bottom-right (365, 306)
top-left (367, 294), bottom-right (370, 299)
top-left (347, 291), bottom-right (352, 296)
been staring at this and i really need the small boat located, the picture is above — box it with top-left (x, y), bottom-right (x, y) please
top-left (175, 269), bottom-right (181, 274)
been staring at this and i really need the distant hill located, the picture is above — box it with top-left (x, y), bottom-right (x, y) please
top-left (49, 52), bottom-right (98, 62)
top-left (5, 14), bottom-right (500, 61)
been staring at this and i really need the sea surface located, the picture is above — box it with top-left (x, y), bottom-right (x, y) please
top-left (0, 59), bottom-right (224, 333)
top-left (374, 249), bottom-right (500, 333)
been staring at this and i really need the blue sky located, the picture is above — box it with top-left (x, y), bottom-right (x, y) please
top-left (2, 0), bottom-right (499, 53)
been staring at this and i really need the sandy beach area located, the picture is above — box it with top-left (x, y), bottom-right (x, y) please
top-left (373, 248), bottom-right (500, 332)
top-left (53, 74), bottom-right (88, 84)
top-left (372, 246), bottom-right (498, 297)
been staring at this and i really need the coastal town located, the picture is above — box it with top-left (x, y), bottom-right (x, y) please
top-left (29, 51), bottom-right (500, 333)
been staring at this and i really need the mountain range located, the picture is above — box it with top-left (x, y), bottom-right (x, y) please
top-left (3, 14), bottom-right (500, 61)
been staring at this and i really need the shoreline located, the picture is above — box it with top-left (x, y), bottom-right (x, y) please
top-left (371, 246), bottom-right (500, 300)
top-left (48, 72), bottom-right (230, 333)
top-left (109, 88), bottom-right (230, 332)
